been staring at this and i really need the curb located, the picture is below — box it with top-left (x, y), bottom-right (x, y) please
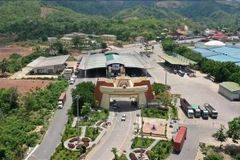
top-left (24, 144), bottom-right (39, 160)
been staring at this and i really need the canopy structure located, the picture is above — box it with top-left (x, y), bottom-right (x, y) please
top-left (160, 55), bottom-right (189, 66)
top-left (204, 40), bottom-right (226, 47)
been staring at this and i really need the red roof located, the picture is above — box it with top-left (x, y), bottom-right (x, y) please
top-left (174, 126), bottom-right (187, 143)
top-left (59, 93), bottom-right (66, 99)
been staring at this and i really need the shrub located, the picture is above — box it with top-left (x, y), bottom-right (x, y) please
top-left (204, 153), bottom-right (224, 160)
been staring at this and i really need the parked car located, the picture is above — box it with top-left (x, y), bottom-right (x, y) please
top-left (121, 114), bottom-right (126, 121)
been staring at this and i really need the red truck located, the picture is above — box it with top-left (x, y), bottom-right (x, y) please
top-left (174, 126), bottom-right (187, 153)
top-left (58, 93), bottom-right (66, 109)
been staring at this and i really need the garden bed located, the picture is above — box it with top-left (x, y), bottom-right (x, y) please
top-left (147, 140), bottom-right (173, 160)
top-left (80, 109), bottom-right (109, 126)
top-left (131, 137), bottom-right (154, 149)
top-left (85, 127), bottom-right (100, 141)
top-left (141, 107), bottom-right (168, 119)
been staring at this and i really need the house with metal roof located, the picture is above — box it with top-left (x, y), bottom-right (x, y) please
top-left (219, 82), bottom-right (240, 100)
top-left (27, 55), bottom-right (69, 74)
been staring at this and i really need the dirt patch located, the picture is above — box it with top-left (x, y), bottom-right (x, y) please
top-left (32, 126), bottom-right (43, 133)
top-left (41, 7), bottom-right (57, 18)
top-left (0, 45), bottom-right (33, 61)
top-left (0, 79), bottom-right (52, 94)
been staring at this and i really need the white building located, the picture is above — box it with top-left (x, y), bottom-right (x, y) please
top-left (219, 82), bottom-right (240, 101)
top-left (27, 55), bottom-right (69, 74)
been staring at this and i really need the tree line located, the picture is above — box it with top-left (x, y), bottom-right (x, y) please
top-left (162, 39), bottom-right (240, 84)
top-left (0, 80), bottom-right (68, 159)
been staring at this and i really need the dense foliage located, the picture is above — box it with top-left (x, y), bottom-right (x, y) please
top-left (141, 107), bottom-right (168, 119)
top-left (85, 127), bottom-right (100, 141)
top-left (151, 83), bottom-right (171, 95)
top-left (162, 39), bottom-right (240, 84)
top-left (71, 81), bottom-right (96, 116)
top-left (147, 140), bottom-right (173, 160)
top-left (227, 116), bottom-right (240, 144)
top-left (204, 153), bottom-right (224, 160)
top-left (0, 80), bottom-right (68, 160)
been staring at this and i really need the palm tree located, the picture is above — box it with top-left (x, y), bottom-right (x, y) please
top-left (111, 147), bottom-right (118, 160)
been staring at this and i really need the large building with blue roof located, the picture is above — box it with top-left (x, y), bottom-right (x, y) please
top-left (192, 46), bottom-right (240, 65)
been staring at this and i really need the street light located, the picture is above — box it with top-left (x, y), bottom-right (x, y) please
top-left (76, 95), bottom-right (81, 142)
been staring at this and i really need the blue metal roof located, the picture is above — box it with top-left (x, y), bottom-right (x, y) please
top-left (210, 47), bottom-right (240, 59)
top-left (192, 48), bottom-right (221, 57)
top-left (207, 54), bottom-right (240, 63)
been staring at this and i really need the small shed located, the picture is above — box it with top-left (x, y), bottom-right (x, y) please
top-left (219, 82), bottom-right (240, 100)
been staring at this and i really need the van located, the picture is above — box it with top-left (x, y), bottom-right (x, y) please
top-left (69, 78), bottom-right (75, 85)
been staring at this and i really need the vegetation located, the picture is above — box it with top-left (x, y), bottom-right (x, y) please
top-left (147, 140), bottom-right (173, 160)
top-left (162, 39), bottom-right (240, 84)
top-left (79, 109), bottom-right (109, 126)
top-left (50, 143), bottom-right (83, 160)
top-left (227, 116), bottom-right (240, 144)
top-left (151, 82), bottom-right (170, 95)
top-left (204, 153), bottom-right (224, 160)
top-left (111, 147), bottom-right (118, 160)
top-left (141, 107), bottom-right (168, 119)
top-left (212, 124), bottom-right (228, 148)
top-left (71, 81), bottom-right (97, 116)
top-left (61, 116), bottom-right (81, 141)
top-left (131, 137), bottom-right (154, 149)
top-left (85, 127), bottom-right (100, 141)
top-left (0, 80), bottom-right (68, 160)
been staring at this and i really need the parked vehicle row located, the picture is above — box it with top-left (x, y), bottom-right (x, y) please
top-left (180, 98), bottom-right (218, 119)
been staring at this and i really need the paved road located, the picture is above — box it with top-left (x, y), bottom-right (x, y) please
top-left (168, 125), bottom-right (199, 160)
top-left (86, 98), bottom-right (136, 160)
top-left (28, 85), bottom-right (74, 160)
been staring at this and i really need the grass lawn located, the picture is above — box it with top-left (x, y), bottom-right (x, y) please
top-left (147, 140), bottom-right (173, 160)
top-left (80, 109), bottom-right (109, 126)
top-left (85, 127), bottom-right (100, 140)
top-left (131, 137), bottom-right (155, 149)
top-left (141, 107), bottom-right (168, 119)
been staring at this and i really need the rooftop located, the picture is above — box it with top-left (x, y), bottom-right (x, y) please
top-left (192, 48), bottom-right (221, 57)
top-left (160, 55), bottom-right (189, 65)
top-left (219, 82), bottom-right (240, 92)
top-left (79, 52), bottom-right (145, 70)
top-left (209, 47), bottom-right (240, 59)
top-left (207, 54), bottom-right (240, 63)
top-left (27, 55), bottom-right (69, 68)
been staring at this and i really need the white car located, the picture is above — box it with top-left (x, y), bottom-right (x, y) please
top-left (121, 114), bottom-right (126, 121)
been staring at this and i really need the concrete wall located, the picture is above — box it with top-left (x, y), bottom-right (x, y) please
top-left (95, 80), bottom-right (114, 105)
top-left (133, 80), bottom-right (154, 101)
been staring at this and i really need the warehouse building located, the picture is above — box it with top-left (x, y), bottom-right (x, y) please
top-left (27, 55), bottom-right (69, 74)
top-left (219, 82), bottom-right (240, 101)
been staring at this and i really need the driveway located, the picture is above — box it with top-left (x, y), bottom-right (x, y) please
top-left (86, 98), bottom-right (136, 160)
top-left (27, 85), bottom-right (74, 160)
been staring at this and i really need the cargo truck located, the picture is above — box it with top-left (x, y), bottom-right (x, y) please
top-left (190, 104), bottom-right (201, 118)
top-left (199, 105), bottom-right (209, 119)
top-left (204, 103), bottom-right (218, 119)
top-left (180, 98), bottom-right (194, 118)
top-left (174, 126), bottom-right (187, 153)
top-left (58, 93), bottom-right (66, 109)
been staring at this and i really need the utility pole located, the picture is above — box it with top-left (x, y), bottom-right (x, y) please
top-left (76, 95), bottom-right (81, 142)
top-left (164, 69), bottom-right (167, 105)
top-left (140, 103), bottom-right (144, 159)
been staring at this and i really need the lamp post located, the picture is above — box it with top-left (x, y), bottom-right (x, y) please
top-left (140, 103), bottom-right (144, 159)
top-left (76, 95), bottom-right (81, 142)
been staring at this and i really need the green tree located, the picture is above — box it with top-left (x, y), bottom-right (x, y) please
top-left (152, 83), bottom-right (170, 95)
top-left (42, 35), bottom-right (48, 42)
top-left (81, 103), bottom-right (91, 116)
top-left (111, 147), bottom-right (119, 160)
top-left (227, 116), bottom-right (240, 144)
top-left (71, 35), bottom-right (83, 47)
top-left (101, 42), bottom-right (107, 49)
top-left (0, 59), bottom-right (8, 73)
top-left (212, 124), bottom-right (227, 148)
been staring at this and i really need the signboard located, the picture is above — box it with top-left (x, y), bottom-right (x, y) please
top-left (112, 64), bottom-right (120, 70)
